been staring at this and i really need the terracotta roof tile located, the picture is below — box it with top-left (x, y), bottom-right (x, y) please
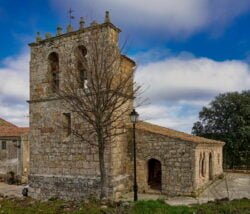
top-left (0, 118), bottom-right (29, 137)
top-left (130, 121), bottom-right (224, 145)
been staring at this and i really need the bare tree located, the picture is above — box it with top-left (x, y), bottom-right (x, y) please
top-left (56, 27), bottom-right (140, 199)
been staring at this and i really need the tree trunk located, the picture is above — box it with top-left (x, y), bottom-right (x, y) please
top-left (97, 130), bottom-right (107, 199)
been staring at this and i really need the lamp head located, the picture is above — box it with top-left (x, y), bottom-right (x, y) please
top-left (130, 109), bottom-right (139, 124)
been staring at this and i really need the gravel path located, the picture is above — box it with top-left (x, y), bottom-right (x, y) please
top-left (122, 173), bottom-right (250, 205)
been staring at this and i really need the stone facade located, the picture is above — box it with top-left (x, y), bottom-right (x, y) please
top-left (0, 137), bottom-right (20, 178)
top-left (29, 15), bottom-right (134, 200)
top-left (194, 144), bottom-right (223, 190)
top-left (28, 14), bottom-right (224, 200)
top-left (0, 118), bottom-right (29, 182)
top-left (127, 122), bottom-right (224, 197)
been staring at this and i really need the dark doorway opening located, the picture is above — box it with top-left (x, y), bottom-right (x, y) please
top-left (148, 158), bottom-right (162, 190)
top-left (6, 171), bottom-right (15, 184)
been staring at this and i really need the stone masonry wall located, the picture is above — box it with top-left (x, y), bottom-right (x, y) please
top-left (29, 175), bottom-right (101, 200)
top-left (29, 99), bottom-right (107, 199)
top-left (109, 68), bottom-right (134, 199)
top-left (110, 124), bottom-right (132, 199)
top-left (21, 134), bottom-right (30, 182)
top-left (29, 23), bottom-right (131, 200)
top-left (128, 130), bottom-right (197, 197)
top-left (194, 144), bottom-right (224, 190)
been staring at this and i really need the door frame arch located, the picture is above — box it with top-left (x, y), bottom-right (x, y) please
top-left (147, 158), bottom-right (162, 190)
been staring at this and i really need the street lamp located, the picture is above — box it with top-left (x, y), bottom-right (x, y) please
top-left (130, 108), bottom-right (139, 201)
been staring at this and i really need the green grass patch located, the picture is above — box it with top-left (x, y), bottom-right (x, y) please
top-left (0, 197), bottom-right (249, 214)
top-left (130, 199), bottom-right (195, 214)
top-left (193, 198), bottom-right (250, 214)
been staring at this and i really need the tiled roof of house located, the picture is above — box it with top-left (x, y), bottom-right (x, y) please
top-left (0, 118), bottom-right (29, 137)
top-left (130, 121), bottom-right (224, 145)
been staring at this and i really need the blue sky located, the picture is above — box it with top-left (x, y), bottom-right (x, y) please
top-left (0, 0), bottom-right (250, 132)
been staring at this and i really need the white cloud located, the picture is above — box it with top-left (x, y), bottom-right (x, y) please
top-left (137, 104), bottom-right (199, 133)
top-left (0, 51), bottom-right (29, 126)
top-left (0, 102), bottom-right (28, 126)
top-left (135, 53), bottom-right (250, 132)
top-left (0, 52), bottom-right (29, 100)
top-left (53, 0), bottom-right (250, 37)
top-left (136, 55), bottom-right (250, 103)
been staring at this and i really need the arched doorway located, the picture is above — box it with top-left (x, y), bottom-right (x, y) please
top-left (209, 153), bottom-right (213, 180)
top-left (148, 158), bottom-right (162, 190)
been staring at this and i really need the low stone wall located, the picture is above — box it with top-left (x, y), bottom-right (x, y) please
top-left (29, 175), bottom-right (101, 200)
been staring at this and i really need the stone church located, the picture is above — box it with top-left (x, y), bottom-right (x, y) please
top-left (28, 12), bottom-right (224, 200)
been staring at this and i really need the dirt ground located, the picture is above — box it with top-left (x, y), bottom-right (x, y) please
top-left (0, 182), bottom-right (24, 198)
top-left (0, 173), bottom-right (249, 205)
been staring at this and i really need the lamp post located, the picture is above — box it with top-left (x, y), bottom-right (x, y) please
top-left (130, 109), bottom-right (139, 201)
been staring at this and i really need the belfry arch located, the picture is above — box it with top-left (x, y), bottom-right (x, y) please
top-left (75, 45), bottom-right (88, 89)
top-left (48, 52), bottom-right (59, 92)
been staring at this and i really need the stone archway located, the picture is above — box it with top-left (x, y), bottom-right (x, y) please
top-left (148, 158), bottom-right (162, 190)
top-left (209, 153), bottom-right (213, 180)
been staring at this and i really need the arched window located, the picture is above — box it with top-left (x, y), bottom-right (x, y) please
top-left (76, 46), bottom-right (88, 89)
top-left (201, 152), bottom-right (206, 177)
top-left (48, 52), bottom-right (59, 92)
top-left (199, 153), bottom-right (202, 177)
top-left (209, 153), bottom-right (213, 180)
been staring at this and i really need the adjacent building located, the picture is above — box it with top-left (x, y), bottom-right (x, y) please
top-left (0, 118), bottom-right (29, 182)
top-left (129, 122), bottom-right (224, 196)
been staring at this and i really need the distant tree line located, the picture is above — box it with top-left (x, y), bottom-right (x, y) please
top-left (192, 91), bottom-right (250, 169)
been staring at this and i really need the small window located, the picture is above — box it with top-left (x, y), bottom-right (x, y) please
top-left (78, 45), bottom-right (87, 57)
top-left (63, 113), bottom-right (71, 137)
top-left (2, 141), bottom-right (6, 150)
top-left (218, 154), bottom-right (220, 165)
